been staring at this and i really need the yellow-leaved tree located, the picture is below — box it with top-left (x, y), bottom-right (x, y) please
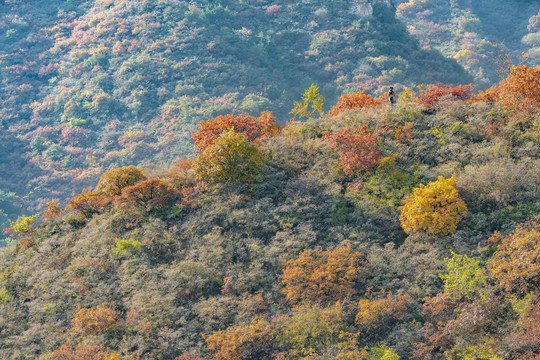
top-left (95, 165), bottom-right (146, 196)
top-left (398, 176), bottom-right (467, 235)
top-left (194, 129), bottom-right (264, 184)
top-left (291, 84), bottom-right (325, 119)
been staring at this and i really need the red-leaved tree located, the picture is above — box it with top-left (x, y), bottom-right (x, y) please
top-left (417, 83), bottom-right (475, 108)
top-left (322, 125), bottom-right (381, 176)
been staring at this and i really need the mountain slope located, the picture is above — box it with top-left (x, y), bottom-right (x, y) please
top-left (1, 77), bottom-right (539, 358)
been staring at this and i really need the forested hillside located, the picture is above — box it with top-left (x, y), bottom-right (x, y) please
top-left (0, 62), bottom-right (539, 359)
top-left (3, 0), bottom-right (532, 226)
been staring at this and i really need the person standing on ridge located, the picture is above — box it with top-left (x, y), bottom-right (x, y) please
top-left (388, 86), bottom-right (397, 108)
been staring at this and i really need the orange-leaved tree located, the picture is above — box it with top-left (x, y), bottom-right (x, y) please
top-left (281, 245), bottom-right (366, 305)
top-left (94, 165), bottom-right (146, 196)
top-left (71, 303), bottom-right (119, 335)
top-left (204, 318), bottom-right (273, 360)
top-left (194, 129), bottom-right (264, 184)
top-left (42, 201), bottom-right (64, 221)
top-left (329, 91), bottom-right (385, 116)
top-left (481, 64), bottom-right (540, 115)
top-left (487, 216), bottom-right (540, 294)
top-left (166, 157), bottom-right (196, 188)
top-left (356, 292), bottom-right (412, 333)
top-left (115, 178), bottom-right (179, 213)
top-left (398, 175), bottom-right (467, 235)
top-left (192, 111), bottom-right (281, 153)
top-left (165, 158), bottom-right (197, 209)
top-left (322, 125), bottom-right (381, 176)
top-left (67, 189), bottom-right (111, 218)
top-left (394, 122), bottom-right (414, 143)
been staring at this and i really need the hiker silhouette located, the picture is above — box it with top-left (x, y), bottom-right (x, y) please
top-left (388, 86), bottom-right (397, 108)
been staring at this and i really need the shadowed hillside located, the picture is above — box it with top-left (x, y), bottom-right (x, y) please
top-left (396, 0), bottom-right (540, 87)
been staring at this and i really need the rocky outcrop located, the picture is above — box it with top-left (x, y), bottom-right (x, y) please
top-left (351, 0), bottom-right (392, 18)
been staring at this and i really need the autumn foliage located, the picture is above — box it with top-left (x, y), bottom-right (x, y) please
top-left (278, 302), bottom-right (345, 358)
top-left (394, 122), bottom-right (414, 143)
top-left (166, 158), bottom-right (196, 188)
top-left (410, 216), bottom-right (540, 360)
top-left (2, 214), bottom-right (40, 250)
top-left (281, 245), bottom-right (366, 305)
top-left (323, 125), bottom-right (381, 176)
top-left (3, 214), bottom-right (38, 241)
top-left (481, 64), bottom-right (540, 115)
top-left (67, 189), bottom-right (111, 218)
top-left (356, 292), bottom-right (412, 332)
top-left (115, 178), bottom-right (179, 213)
top-left (291, 83), bottom-right (325, 119)
top-left (42, 201), bottom-right (64, 221)
top-left (192, 111), bottom-right (281, 153)
top-left (95, 166), bottom-right (147, 196)
top-left (399, 176), bottom-right (467, 235)
top-left (71, 303), bottom-right (118, 335)
top-left (440, 252), bottom-right (487, 299)
top-left (417, 83), bottom-right (475, 108)
top-left (488, 216), bottom-right (540, 294)
top-left (329, 91), bottom-right (385, 116)
top-left (508, 299), bottom-right (540, 359)
top-left (2, 2), bottom-right (540, 360)
top-left (204, 318), bottom-right (273, 360)
top-left (194, 129), bottom-right (264, 184)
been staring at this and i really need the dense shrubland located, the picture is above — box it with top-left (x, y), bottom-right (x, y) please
top-left (1, 64), bottom-right (539, 359)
